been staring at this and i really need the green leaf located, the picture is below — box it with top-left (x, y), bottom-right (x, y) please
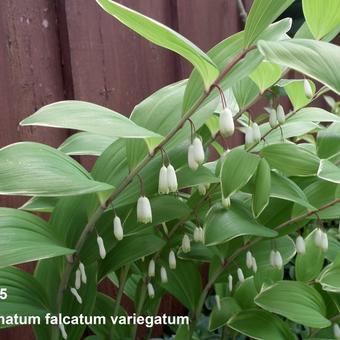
top-left (0, 142), bottom-right (113, 196)
top-left (229, 309), bottom-right (295, 340)
top-left (221, 149), bottom-right (260, 198)
top-left (289, 107), bottom-right (340, 123)
top-left (234, 277), bottom-right (258, 309)
top-left (317, 123), bottom-right (340, 158)
top-left (252, 158), bottom-right (271, 217)
top-left (317, 257), bottom-right (340, 292)
top-left (250, 61), bottom-right (282, 93)
top-left (177, 165), bottom-right (219, 189)
top-left (278, 79), bottom-right (316, 110)
top-left (0, 267), bottom-right (50, 320)
top-left (20, 197), bottom-right (58, 213)
top-left (59, 132), bottom-right (116, 156)
top-left (20, 100), bottom-right (161, 139)
top-left (302, 0), bottom-right (340, 39)
top-left (255, 281), bottom-right (331, 328)
top-left (261, 143), bottom-right (320, 176)
top-left (244, 0), bottom-right (294, 47)
top-left (160, 260), bottom-right (202, 311)
top-left (257, 39), bottom-right (340, 95)
top-left (317, 159), bottom-right (340, 183)
top-left (0, 208), bottom-right (73, 267)
top-left (204, 201), bottom-right (277, 246)
top-left (96, 0), bottom-right (218, 89)
top-left (295, 229), bottom-right (325, 282)
top-left (209, 297), bottom-right (241, 331)
top-left (232, 77), bottom-right (260, 110)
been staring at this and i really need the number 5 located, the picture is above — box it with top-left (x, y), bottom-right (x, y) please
top-left (0, 288), bottom-right (7, 300)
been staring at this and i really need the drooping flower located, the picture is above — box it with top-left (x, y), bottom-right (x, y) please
top-left (192, 137), bottom-right (205, 164)
top-left (321, 231), bottom-right (328, 251)
top-left (228, 274), bottom-right (233, 292)
top-left (295, 236), bottom-right (306, 254)
top-left (237, 268), bottom-right (245, 283)
top-left (79, 262), bottom-right (87, 284)
top-left (252, 123), bottom-right (261, 143)
top-left (276, 105), bottom-right (285, 124)
top-left (113, 215), bottom-right (124, 241)
top-left (182, 234), bottom-right (191, 253)
top-left (304, 79), bottom-right (313, 99)
top-left (169, 250), bottom-right (176, 269)
top-left (246, 251), bottom-right (253, 269)
top-left (148, 259), bottom-right (155, 277)
top-left (188, 144), bottom-right (199, 171)
top-left (137, 196), bottom-right (152, 224)
top-left (70, 287), bottom-right (82, 304)
top-left (75, 269), bottom-right (81, 290)
top-left (198, 184), bottom-right (207, 196)
top-left (222, 196), bottom-right (231, 209)
top-left (274, 251), bottom-right (283, 269)
top-left (193, 227), bottom-right (204, 243)
top-left (97, 236), bottom-right (106, 259)
top-left (245, 126), bottom-right (254, 147)
top-left (158, 165), bottom-right (169, 194)
top-left (252, 257), bottom-right (258, 273)
top-left (147, 283), bottom-right (155, 299)
top-left (333, 323), bottom-right (340, 340)
top-left (314, 228), bottom-right (323, 248)
top-left (167, 164), bottom-right (178, 192)
top-left (269, 109), bottom-right (278, 128)
top-left (219, 107), bottom-right (235, 138)
top-left (270, 250), bottom-right (276, 267)
top-left (160, 266), bottom-right (168, 283)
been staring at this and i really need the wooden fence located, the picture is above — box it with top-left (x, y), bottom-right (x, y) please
top-left (0, 0), bottom-right (302, 338)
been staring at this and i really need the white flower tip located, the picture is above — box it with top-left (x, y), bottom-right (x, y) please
top-left (188, 144), bottom-right (199, 171)
top-left (75, 269), bottom-right (81, 290)
top-left (158, 165), bottom-right (169, 194)
top-left (97, 236), bottom-right (106, 259)
top-left (148, 259), bottom-right (155, 277)
top-left (274, 251), bottom-right (283, 269)
top-left (333, 324), bottom-right (340, 339)
top-left (245, 126), bottom-right (254, 147)
top-left (182, 234), bottom-right (191, 253)
top-left (147, 283), bottom-right (155, 299)
top-left (137, 196), bottom-right (152, 224)
top-left (169, 250), bottom-right (176, 269)
top-left (222, 196), bottom-right (231, 209)
top-left (219, 107), bottom-right (235, 138)
top-left (321, 232), bottom-right (328, 251)
top-left (237, 268), bottom-right (245, 283)
top-left (270, 250), bottom-right (276, 267)
top-left (252, 123), bottom-right (261, 143)
top-left (58, 323), bottom-right (68, 340)
top-left (276, 105), bottom-right (285, 125)
top-left (251, 257), bottom-right (257, 273)
top-left (296, 235), bottom-right (306, 254)
top-left (314, 228), bottom-right (323, 248)
top-left (79, 262), bottom-right (87, 284)
top-left (228, 274), bottom-right (233, 292)
top-left (246, 251), bottom-right (253, 269)
top-left (198, 184), bottom-right (207, 196)
top-left (192, 137), bottom-right (205, 164)
top-left (113, 216), bottom-right (124, 241)
top-left (70, 287), bottom-right (82, 304)
top-left (304, 79), bottom-right (313, 99)
top-left (160, 266), bottom-right (168, 283)
top-left (167, 164), bottom-right (178, 192)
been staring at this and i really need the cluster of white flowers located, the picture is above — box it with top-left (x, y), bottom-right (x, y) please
top-left (188, 137), bottom-right (205, 170)
top-left (269, 105), bottom-right (285, 128)
top-left (158, 163), bottom-right (178, 194)
top-left (245, 123), bottom-right (262, 147)
top-left (270, 250), bottom-right (283, 269)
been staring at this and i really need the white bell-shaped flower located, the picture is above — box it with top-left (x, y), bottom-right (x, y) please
top-left (252, 123), bottom-right (261, 143)
top-left (222, 196), bottom-right (231, 209)
top-left (79, 262), bottom-right (87, 284)
top-left (237, 268), bottom-right (245, 283)
top-left (269, 109), bottom-right (278, 128)
top-left (188, 144), bottom-right (199, 171)
top-left (321, 231), bottom-right (328, 251)
top-left (276, 105), bottom-right (285, 124)
top-left (198, 184), bottom-right (207, 196)
top-left (215, 295), bottom-right (221, 310)
top-left (160, 266), bottom-right (168, 283)
top-left (333, 323), bottom-right (340, 340)
top-left (304, 79), bottom-right (313, 99)
top-left (246, 251), bottom-right (253, 269)
top-left (192, 137), bottom-right (205, 164)
top-left (270, 250), bottom-right (276, 267)
top-left (252, 257), bottom-right (258, 273)
top-left (148, 259), bottom-right (155, 277)
top-left (245, 127), bottom-right (254, 147)
top-left (70, 287), bottom-right (82, 304)
top-left (158, 165), bottom-right (169, 194)
top-left (75, 269), bottom-right (81, 290)
top-left (58, 323), bottom-right (68, 340)
top-left (137, 196), bottom-right (152, 224)
top-left (228, 274), bottom-right (233, 292)
top-left (167, 164), bottom-right (178, 192)
top-left (113, 215), bottom-right (124, 241)
top-left (147, 282), bottom-right (155, 299)
top-left (169, 250), bottom-right (176, 269)
top-left (274, 251), bottom-right (283, 269)
top-left (219, 107), bottom-right (235, 138)
top-left (97, 236), bottom-right (106, 259)
top-left (295, 236), bottom-right (306, 254)
top-left (314, 228), bottom-right (323, 248)
top-left (182, 234), bottom-right (191, 253)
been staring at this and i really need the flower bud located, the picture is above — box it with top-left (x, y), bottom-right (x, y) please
top-left (252, 256), bottom-right (258, 273)
top-left (270, 250), bottom-right (276, 267)
top-left (137, 196), bottom-right (152, 224)
top-left (167, 164), bottom-right (178, 192)
top-left (58, 323), bottom-right (68, 340)
top-left (193, 227), bottom-right (204, 243)
top-left (182, 234), bottom-right (191, 253)
top-left (333, 324), bottom-right (340, 340)
top-left (75, 269), bottom-right (81, 290)
top-left (113, 216), bottom-right (124, 241)
top-left (79, 262), bottom-right (87, 284)
top-left (246, 251), bottom-right (253, 269)
top-left (228, 274), bottom-right (233, 292)
top-left (70, 287), bottom-right (82, 304)
top-left (158, 165), bottom-right (169, 194)
top-left (315, 228), bottom-right (323, 248)
top-left (222, 196), bottom-right (231, 209)
top-left (160, 266), bottom-right (168, 283)
top-left (295, 236), bottom-right (306, 254)
top-left (147, 282), bottom-right (155, 299)
top-left (192, 137), bottom-right (205, 164)
top-left (276, 105), bottom-right (285, 125)
top-left (237, 268), bottom-right (245, 283)
top-left (188, 144), bottom-right (199, 171)
top-left (169, 250), bottom-right (176, 269)
top-left (245, 127), bottom-right (254, 147)
top-left (269, 109), bottom-right (278, 129)
top-left (198, 184), bottom-right (207, 196)
top-left (97, 236), bottom-right (106, 259)
top-left (252, 123), bottom-right (261, 143)
top-left (274, 251), bottom-right (283, 269)
top-left (215, 295), bottom-right (221, 310)
top-left (219, 107), bottom-right (235, 138)
top-left (321, 232), bottom-right (328, 251)
top-left (148, 259), bottom-right (155, 277)
top-left (304, 79), bottom-right (313, 99)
